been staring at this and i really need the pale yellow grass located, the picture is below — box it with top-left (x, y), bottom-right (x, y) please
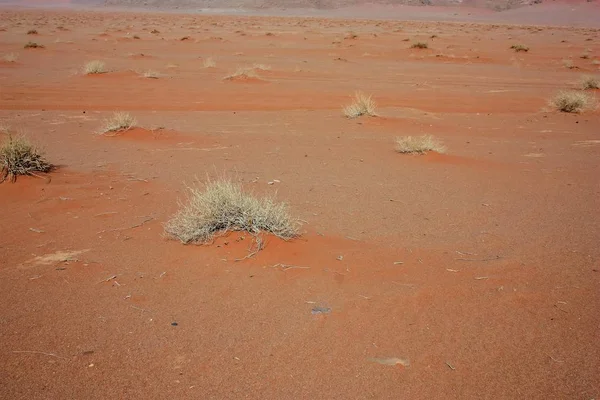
top-left (395, 135), bottom-right (446, 154)
top-left (343, 92), bottom-right (377, 119)
top-left (164, 179), bottom-right (300, 244)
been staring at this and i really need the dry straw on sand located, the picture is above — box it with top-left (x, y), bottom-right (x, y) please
top-left (165, 179), bottom-right (300, 244)
top-left (580, 75), bottom-right (599, 90)
top-left (1, 135), bottom-right (53, 182)
top-left (83, 60), bottom-right (106, 75)
top-left (551, 91), bottom-right (595, 113)
top-left (343, 92), bottom-right (377, 119)
top-left (395, 135), bottom-right (446, 154)
top-left (99, 112), bottom-right (137, 134)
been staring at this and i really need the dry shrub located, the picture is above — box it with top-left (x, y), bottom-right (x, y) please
top-left (395, 135), bottom-right (446, 154)
top-left (580, 75), bottom-right (599, 90)
top-left (142, 70), bottom-right (160, 79)
top-left (343, 91), bottom-right (377, 119)
top-left (411, 42), bottom-right (428, 49)
top-left (551, 91), bottom-right (594, 113)
top-left (24, 41), bottom-right (44, 49)
top-left (83, 60), bottom-right (106, 75)
top-left (203, 57), bottom-right (216, 68)
top-left (562, 59), bottom-right (576, 69)
top-left (252, 63), bottom-right (271, 71)
top-left (100, 112), bottom-right (137, 134)
top-left (1, 135), bottom-right (53, 183)
top-left (164, 179), bottom-right (300, 244)
top-left (510, 44), bottom-right (529, 52)
top-left (224, 67), bottom-right (259, 80)
top-left (2, 53), bottom-right (18, 62)
top-left (27, 29), bottom-right (38, 35)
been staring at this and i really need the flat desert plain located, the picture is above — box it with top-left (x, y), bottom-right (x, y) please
top-left (0, 7), bottom-right (599, 399)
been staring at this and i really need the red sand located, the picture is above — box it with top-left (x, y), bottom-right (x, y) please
top-left (0, 7), bottom-right (599, 399)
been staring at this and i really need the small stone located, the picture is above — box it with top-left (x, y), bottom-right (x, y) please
top-left (171, 322), bottom-right (178, 326)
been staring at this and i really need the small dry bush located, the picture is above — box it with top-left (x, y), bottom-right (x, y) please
top-left (0, 135), bottom-right (52, 183)
top-left (343, 91), bottom-right (377, 119)
top-left (411, 42), bottom-right (428, 49)
top-left (100, 112), bottom-right (137, 134)
top-left (252, 63), bottom-right (271, 71)
top-left (164, 179), bottom-right (300, 244)
top-left (551, 91), bottom-right (594, 113)
top-left (580, 75), bottom-right (599, 90)
top-left (27, 29), bottom-right (38, 35)
top-left (24, 41), bottom-right (44, 49)
top-left (142, 70), bottom-right (160, 79)
top-left (83, 60), bottom-right (106, 74)
top-left (2, 53), bottom-right (18, 62)
top-left (562, 59), bottom-right (576, 69)
top-left (224, 67), bottom-right (259, 80)
top-left (510, 44), bottom-right (529, 52)
top-left (396, 135), bottom-right (446, 154)
top-left (203, 57), bottom-right (216, 68)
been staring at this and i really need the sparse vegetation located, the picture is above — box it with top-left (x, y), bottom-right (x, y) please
top-left (411, 42), bottom-right (429, 49)
top-left (203, 57), bottom-right (216, 68)
top-left (580, 75), bottom-right (599, 90)
top-left (510, 44), bottom-right (529, 52)
top-left (133, 35), bottom-right (140, 39)
top-left (164, 179), bottom-right (300, 244)
top-left (0, 135), bottom-right (53, 183)
top-left (100, 112), bottom-right (137, 134)
top-left (343, 92), bottom-right (377, 119)
top-left (563, 59), bottom-right (577, 69)
top-left (83, 60), bottom-right (106, 75)
top-left (395, 135), bottom-right (446, 154)
top-left (551, 91), bottom-right (594, 113)
top-left (27, 29), bottom-right (38, 35)
top-left (150, 29), bottom-right (160, 34)
top-left (252, 63), bottom-right (271, 71)
top-left (142, 70), bottom-right (160, 79)
top-left (24, 41), bottom-right (44, 49)
top-left (224, 67), bottom-right (259, 80)
top-left (2, 53), bottom-right (18, 62)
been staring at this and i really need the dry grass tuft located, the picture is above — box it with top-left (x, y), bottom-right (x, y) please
top-left (2, 53), bottom-right (18, 62)
top-left (580, 75), bottom-right (599, 90)
top-left (411, 42), bottom-right (428, 49)
top-left (83, 60), bottom-right (106, 75)
top-left (100, 112), bottom-right (137, 134)
top-left (24, 41), bottom-right (44, 49)
top-left (395, 135), bottom-right (446, 154)
top-left (224, 66), bottom-right (259, 80)
top-left (203, 57), bottom-right (216, 68)
top-left (343, 91), bottom-right (377, 119)
top-left (1, 135), bottom-right (53, 183)
top-left (164, 179), bottom-right (300, 244)
top-left (141, 70), bottom-right (160, 79)
top-left (27, 29), bottom-right (38, 35)
top-left (510, 44), bottom-right (529, 52)
top-left (551, 91), bottom-right (594, 113)
top-left (562, 59), bottom-right (577, 69)
top-left (252, 63), bottom-right (271, 71)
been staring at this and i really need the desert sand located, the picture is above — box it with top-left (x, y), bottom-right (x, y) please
top-left (0, 5), bottom-right (599, 399)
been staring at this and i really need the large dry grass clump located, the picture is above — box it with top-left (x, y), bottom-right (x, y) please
top-left (83, 60), bottom-right (106, 75)
top-left (343, 91), bottom-right (377, 119)
top-left (551, 91), bottom-right (594, 113)
top-left (0, 135), bottom-right (53, 182)
top-left (395, 135), bottom-right (446, 154)
top-left (100, 112), bottom-right (137, 134)
top-left (580, 75), bottom-right (599, 90)
top-left (165, 179), bottom-right (300, 244)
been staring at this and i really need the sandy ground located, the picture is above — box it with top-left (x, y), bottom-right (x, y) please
top-left (1, 8), bottom-right (599, 399)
